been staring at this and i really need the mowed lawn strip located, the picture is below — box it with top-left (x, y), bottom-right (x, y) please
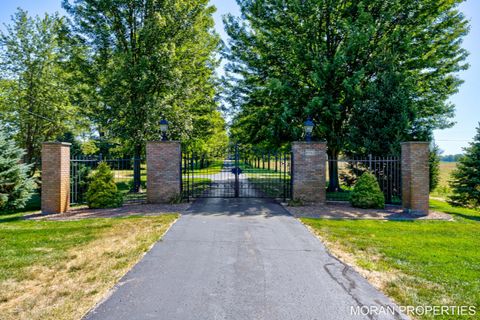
top-left (0, 213), bottom-right (178, 320)
top-left (301, 201), bottom-right (480, 320)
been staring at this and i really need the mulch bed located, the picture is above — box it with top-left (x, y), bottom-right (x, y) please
top-left (27, 203), bottom-right (191, 221)
top-left (284, 202), bottom-right (453, 221)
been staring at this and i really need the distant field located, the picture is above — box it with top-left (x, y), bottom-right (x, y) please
top-left (431, 162), bottom-right (457, 199)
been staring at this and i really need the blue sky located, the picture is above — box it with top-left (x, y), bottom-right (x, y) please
top-left (0, 0), bottom-right (478, 154)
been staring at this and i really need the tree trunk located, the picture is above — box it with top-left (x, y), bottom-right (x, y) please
top-left (327, 148), bottom-right (341, 192)
top-left (132, 144), bottom-right (142, 193)
top-left (25, 142), bottom-right (37, 177)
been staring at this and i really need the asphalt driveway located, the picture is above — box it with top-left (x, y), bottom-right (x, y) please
top-left (84, 198), bottom-right (406, 320)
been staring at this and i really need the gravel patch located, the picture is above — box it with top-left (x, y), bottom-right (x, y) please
top-left (284, 202), bottom-right (453, 221)
top-left (27, 203), bottom-right (191, 221)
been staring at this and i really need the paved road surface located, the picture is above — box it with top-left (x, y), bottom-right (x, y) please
top-left (85, 198), bottom-right (407, 320)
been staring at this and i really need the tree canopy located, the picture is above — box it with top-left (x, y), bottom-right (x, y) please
top-left (62, 0), bottom-right (228, 188)
top-left (224, 0), bottom-right (469, 190)
top-left (0, 9), bottom-right (81, 168)
top-left (63, 0), bottom-right (226, 150)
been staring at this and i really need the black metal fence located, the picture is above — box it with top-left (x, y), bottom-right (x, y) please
top-left (70, 156), bottom-right (146, 205)
top-left (327, 156), bottom-right (402, 205)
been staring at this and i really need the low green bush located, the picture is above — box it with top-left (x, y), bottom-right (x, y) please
top-left (86, 162), bottom-right (123, 209)
top-left (288, 198), bottom-right (305, 207)
top-left (350, 172), bottom-right (385, 209)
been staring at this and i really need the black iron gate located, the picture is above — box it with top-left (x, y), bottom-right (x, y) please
top-left (182, 145), bottom-right (292, 200)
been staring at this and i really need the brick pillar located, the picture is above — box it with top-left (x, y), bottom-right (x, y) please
top-left (41, 142), bottom-right (71, 214)
top-left (292, 142), bottom-right (327, 203)
top-left (401, 142), bottom-right (430, 216)
top-left (147, 141), bottom-right (181, 204)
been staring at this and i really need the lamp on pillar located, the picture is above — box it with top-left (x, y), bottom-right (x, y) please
top-left (304, 118), bottom-right (314, 142)
top-left (160, 119), bottom-right (169, 141)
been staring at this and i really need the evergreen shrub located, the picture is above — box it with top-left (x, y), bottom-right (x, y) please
top-left (350, 172), bottom-right (385, 209)
top-left (86, 162), bottom-right (123, 209)
top-left (0, 130), bottom-right (36, 211)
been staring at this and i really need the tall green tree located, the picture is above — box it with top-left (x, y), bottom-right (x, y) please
top-left (63, 0), bottom-right (224, 191)
top-left (225, 0), bottom-right (469, 191)
top-left (0, 128), bottom-right (36, 211)
top-left (429, 143), bottom-right (441, 192)
top-left (449, 124), bottom-right (480, 208)
top-left (0, 9), bottom-right (80, 169)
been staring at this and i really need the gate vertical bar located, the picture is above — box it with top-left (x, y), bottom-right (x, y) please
top-left (191, 153), bottom-right (195, 198)
top-left (283, 152), bottom-right (287, 201)
top-left (288, 150), bottom-right (295, 199)
top-left (181, 152), bottom-right (186, 201)
top-left (234, 144), bottom-right (240, 198)
top-left (187, 153), bottom-right (190, 202)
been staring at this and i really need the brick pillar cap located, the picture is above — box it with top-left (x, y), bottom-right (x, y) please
top-left (43, 142), bottom-right (72, 146)
top-left (292, 141), bottom-right (327, 145)
top-left (147, 141), bottom-right (181, 144)
top-left (400, 141), bottom-right (429, 145)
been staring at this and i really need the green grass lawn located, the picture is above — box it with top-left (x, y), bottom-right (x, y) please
top-left (116, 180), bottom-right (147, 202)
top-left (187, 159), bottom-right (224, 175)
top-left (246, 176), bottom-right (291, 198)
top-left (0, 212), bottom-right (178, 320)
top-left (326, 189), bottom-right (352, 201)
top-left (301, 200), bottom-right (480, 319)
top-left (240, 163), bottom-right (291, 198)
top-left (182, 177), bottom-right (212, 197)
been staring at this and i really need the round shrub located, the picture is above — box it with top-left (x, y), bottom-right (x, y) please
top-left (86, 162), bottom-right (123, 209)
top-left (350, 172), bottom-right (385, 209)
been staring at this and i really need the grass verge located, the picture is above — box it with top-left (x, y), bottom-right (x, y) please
top-left (301, 200), bottom-right (479, 320)
top-left (0, 213), bottom-right (178, 320)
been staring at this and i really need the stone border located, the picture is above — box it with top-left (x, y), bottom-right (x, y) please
top-left (27, 203), bottom-right (191, 221)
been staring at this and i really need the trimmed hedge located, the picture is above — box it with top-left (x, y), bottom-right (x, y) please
top-left (86, 162), bottom-right (123, 209)
top-left (350, 172), bottom-right (385, 209)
